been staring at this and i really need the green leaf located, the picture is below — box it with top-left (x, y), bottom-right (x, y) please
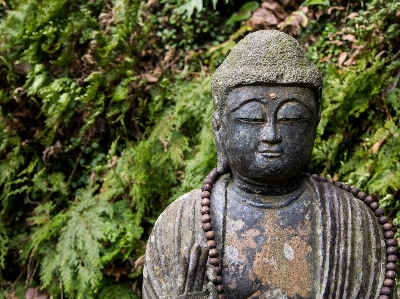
top-left (177, 0), bottom-right (203, 18)
top-left (302, 0), bottom-right (330, 6)
top-left (226, 11), bottom-right (252, 25)
top-left (239, 1), bottom-right (259, 12)
top-left (226, 1), bottom-right (259, 25)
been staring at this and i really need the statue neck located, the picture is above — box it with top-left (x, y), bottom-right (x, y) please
top-left (228, 174), bottom-right (306, 209)
top-left (231, 173), bottom-right (304, 196)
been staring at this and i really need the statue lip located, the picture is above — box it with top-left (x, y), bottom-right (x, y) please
top-left (258, 150), bottom-right (283, 157)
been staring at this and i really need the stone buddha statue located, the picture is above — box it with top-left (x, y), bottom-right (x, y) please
top-left (142, 30), bottom-right (396, 299)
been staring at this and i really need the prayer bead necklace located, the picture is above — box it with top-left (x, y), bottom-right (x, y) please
top-left (200, 168), bottom-right (397, 299)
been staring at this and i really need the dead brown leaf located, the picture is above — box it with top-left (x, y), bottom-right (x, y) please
top-left (132, 255), bottom-right (145, 272)
top-left (261, 1), bottom-right (286, 20)
top-left (343, 34), bottom-right (356, 42)
top-left (25, 287), bottom-right (50, 299)
top-left (347, 12), bottom-right (359, 19)
top-left (329, 40), bottom-right (343, 46)
top-left (42, 141), bottom-right (63, 165)
top-left (248, 8), bottom-right (278, 29)
top-left (104, 264), bottom-right (129, 282)
top-left (371, 136), bottom-right (386, 154)
top-left (327, 6), bottom-right (345, 14)
top-left (13, 87), bottom-right (26, 103)
top-left (338, 52), bottom-right (348, 67)
top-left (143, 73), bottom-right (158, 83)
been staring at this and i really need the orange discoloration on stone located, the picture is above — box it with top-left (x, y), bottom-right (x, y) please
top-left (226, 228), bottom-right (260, 265)
top-left (225, 226), bottom-right (261, 289)
top-left (251, 212), bottom-right (313, 297)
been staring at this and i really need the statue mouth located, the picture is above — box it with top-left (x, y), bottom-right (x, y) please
top-left (258, 151), bottom-right (283, 158)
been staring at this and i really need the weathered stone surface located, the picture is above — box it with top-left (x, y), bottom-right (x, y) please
top-left (143, 175), bottom-right (390, 298)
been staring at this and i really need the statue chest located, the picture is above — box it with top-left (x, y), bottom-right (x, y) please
top-left (220, 190), bottom-right (318, 299)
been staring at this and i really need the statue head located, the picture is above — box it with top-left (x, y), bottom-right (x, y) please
top-left (211, 30), bottom-right (322, 185)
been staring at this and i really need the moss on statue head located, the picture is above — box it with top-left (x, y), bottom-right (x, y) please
top-left (211, 30), bottom-right (322, 120)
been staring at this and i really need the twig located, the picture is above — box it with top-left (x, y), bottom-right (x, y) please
top-left (25, 248), bottom-right (35, 286)
top-left (11, 264), bottom-right (27, 290)
top-left (163, 53), bottom-right (184, 71)
top-left (67, 139), bottom-right (90, 186)
top-left (387, 69), bottom-right (400, 93)
top-left (387, 49), bottom-right (400, 64)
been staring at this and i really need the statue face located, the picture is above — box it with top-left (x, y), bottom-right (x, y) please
top-left (220, 85), bottom-right (317, 184)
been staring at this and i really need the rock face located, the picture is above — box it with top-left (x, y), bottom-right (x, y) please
top-left (142, 31), bottom-right (396, 299)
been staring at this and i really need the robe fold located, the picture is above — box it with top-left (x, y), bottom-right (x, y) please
top-left (143, 175), bottom-right (394, 299)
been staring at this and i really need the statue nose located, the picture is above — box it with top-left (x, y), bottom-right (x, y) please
top-left (260, 122), bottom-right (282, 143)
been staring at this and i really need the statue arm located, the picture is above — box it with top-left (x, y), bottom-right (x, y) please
top-left (142, 191), bottom-right (215, 299)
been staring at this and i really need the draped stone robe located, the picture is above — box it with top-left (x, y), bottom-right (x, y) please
top-left (143, 174), bottom-right (394, 299)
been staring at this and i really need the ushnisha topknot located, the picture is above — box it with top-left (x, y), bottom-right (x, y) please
top-left (212, 30), bottom-right (322, 119)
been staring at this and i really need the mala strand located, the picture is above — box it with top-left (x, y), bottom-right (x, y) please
top-left (200, 169), bottom-right (397, 299)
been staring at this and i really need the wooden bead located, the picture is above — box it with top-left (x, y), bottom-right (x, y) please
top-left (342, 184), bottom-right (351, 192)
top-left (387, 255), bottom-right (397, 263)
top-left (375, 208), bottom-right (385, 217)
top-left (201, 191), bottom-right (211, 199)
top-left (385, 231), bottom-right (395, 239)
top-left (387, 247), bottom-right (397, 255)
top-left (218, 295), bottom-right (226, 299)
top-left (207, 240), bottom-right (217, 249)
top-left (370, 202), bottom-right (379, 211)
top-left (205, 231), bottom-right (215, 240)
top-left (216, 285), bottom-right (224, 294)
top-left (201, 198), bottom-right (211, 207)
top-left (380, 286), bottom-right (391, 295)
top-left (384, 278), bottom-right (394, 287)
top-left (201, 206), bottom-right (210, 215)
top-left (386, 262), bottom-right (396, 271)
top-left (386, 270), bottom-right (396, 279)
top-left (209, 258), bottom-right (219, 266)
top-left (386, 239), bottom-right (396, 247)
top-left (335, 181), bottom-right (343, 188)
top-left (319, 176), bottom-right (327, 182)
top-left (216, 276), bottom-right (223, 285)
top-left (215, 267), bottom-right (222, 275)
top-left (202, 214), bottom-right (212, 223)
top-left (350, 187), bottom-right (359, 196)
top-left (209, 248), bottom-right (218, 258)
top-left (379, 296), bottom-right (389, 299)
top-left (202, 223), bottom-right (212, 232)
top-left (206, 168), bottom-right (218, 180)
top-left (364, 195), bottom-right (375, 205)
top-left (311, 174), bottom-right (319, 180)
top-left (383, 223), bottom-right (393, 231)
top-left (203, 178), bottom-right (213, 185)
top-left (327, 178), bottom-right (334, 184)
top-left (357, 191), bottom-right (367, 200)
top-left (379, 216), bottom-right (389, 225)
top-left (202, 184), bottom-right (212, 192)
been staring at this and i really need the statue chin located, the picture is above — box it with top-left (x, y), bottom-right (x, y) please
top-left (229, 160), bottom-right (307, 186)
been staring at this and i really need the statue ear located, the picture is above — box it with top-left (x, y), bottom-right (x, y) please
top-left (212, 113), bottom-right (230, 174)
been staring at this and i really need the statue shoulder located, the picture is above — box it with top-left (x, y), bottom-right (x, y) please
top-left (307, 177), bottom-right (374, 212)
top-left (154, 188), bottom-right (202, 228)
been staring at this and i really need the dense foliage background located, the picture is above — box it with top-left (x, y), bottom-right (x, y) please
top-left (0, 0), bottom-right (399, 298)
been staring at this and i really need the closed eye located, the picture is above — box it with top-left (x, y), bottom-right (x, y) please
top-left (237, 118), bottom-right (264, 123)
top-left (278, 117), bottom-right (309, 122)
